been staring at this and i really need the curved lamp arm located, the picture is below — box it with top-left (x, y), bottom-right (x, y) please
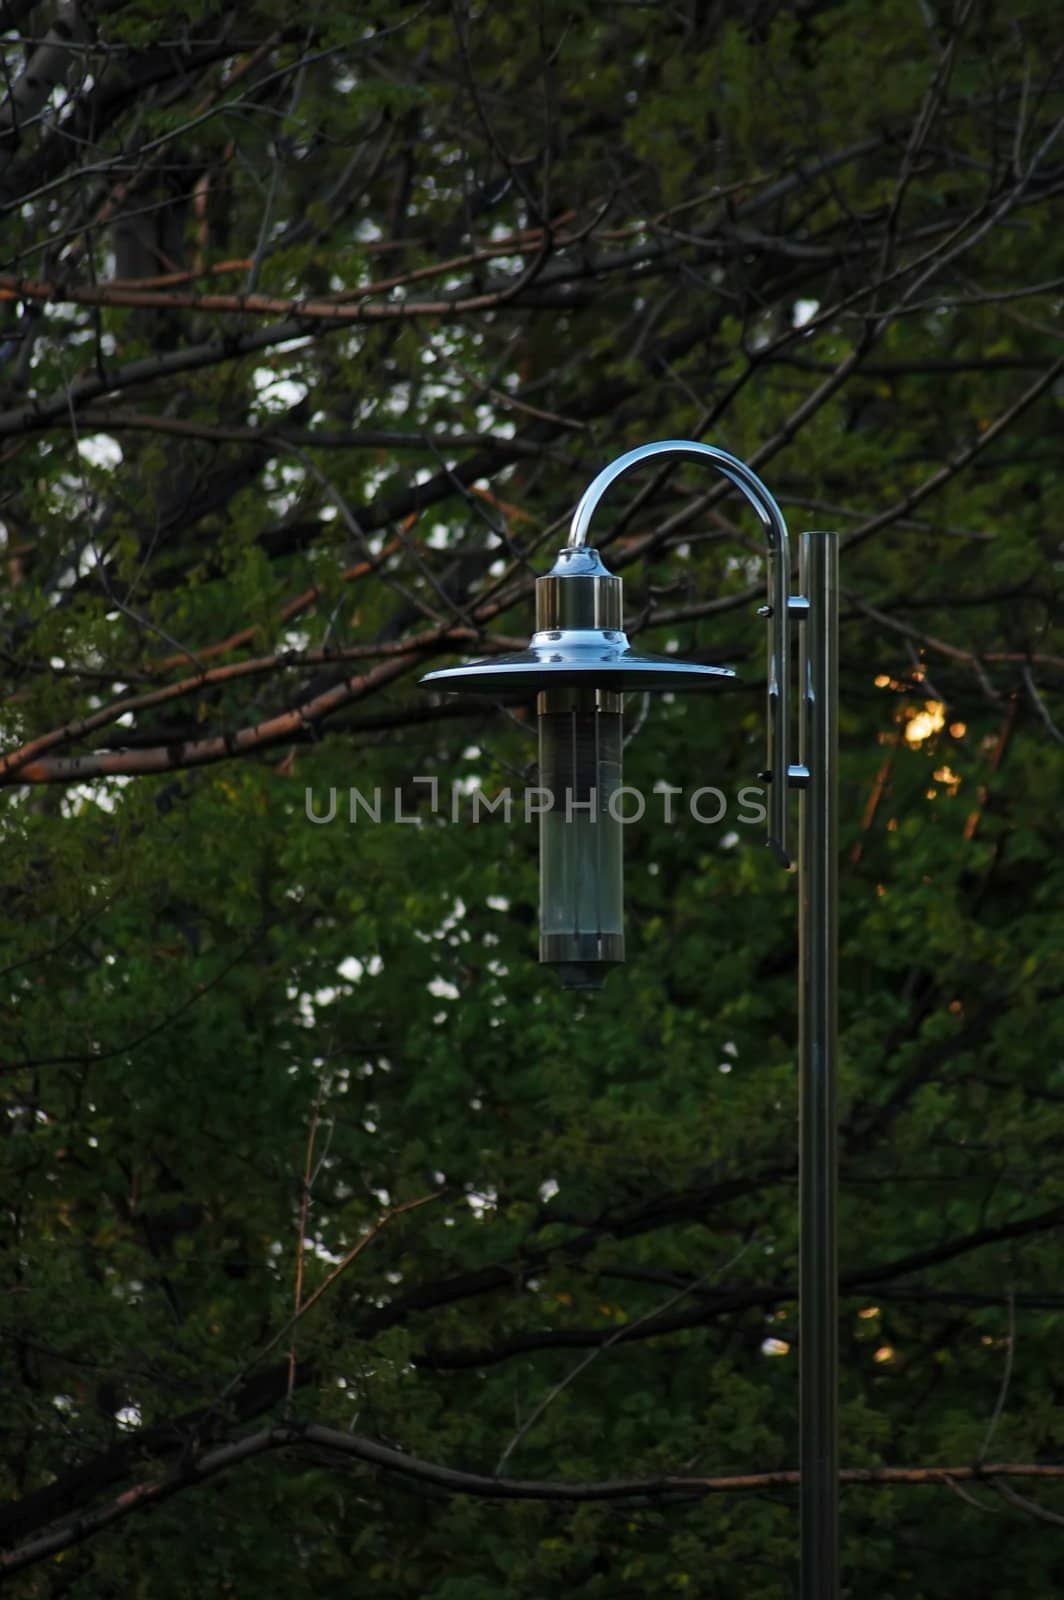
top-left (566, 439), bottom-right (798, 865)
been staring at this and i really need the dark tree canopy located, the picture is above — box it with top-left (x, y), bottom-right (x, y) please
top-left (1, 1), bottom-right (1063, 1594)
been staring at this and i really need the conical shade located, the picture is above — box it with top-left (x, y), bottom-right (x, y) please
top-left (420, 630), bottom-right (735, 696)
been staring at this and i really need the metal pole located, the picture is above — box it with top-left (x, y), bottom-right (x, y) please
top-left (798, 531), bottom-right (839, 1600)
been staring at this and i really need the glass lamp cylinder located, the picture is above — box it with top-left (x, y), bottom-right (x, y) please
top-left (533, 547), bottom-right (626, 990)
top-left (538, 687), bottom-right (624, 989)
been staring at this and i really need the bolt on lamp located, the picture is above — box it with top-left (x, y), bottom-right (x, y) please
top-left (421, 439), bottom-right (840, 1600)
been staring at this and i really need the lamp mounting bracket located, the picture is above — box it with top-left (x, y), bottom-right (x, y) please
top-left (566, 439), bottom-right (798, 865)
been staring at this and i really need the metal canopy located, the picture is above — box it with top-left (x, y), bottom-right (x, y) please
top-left (421, 541), bottom-right (734, 697)
top-left (420, 629), bottom-right (735, 696)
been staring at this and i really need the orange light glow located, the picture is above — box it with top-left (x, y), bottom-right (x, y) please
top-left (905, 701), bottom-right (946, 746)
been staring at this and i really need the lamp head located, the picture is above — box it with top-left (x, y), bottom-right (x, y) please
top-left (421, 543), bottom-right (735, 991)
top-left (420, 546), bottom-right (735, 697)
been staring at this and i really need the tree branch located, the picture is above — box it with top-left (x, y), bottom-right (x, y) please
top-left (2, 1421), bottom-right (1062, 1578)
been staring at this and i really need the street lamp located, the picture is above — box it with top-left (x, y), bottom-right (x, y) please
top-left (421, 439), bottom-right (840, 1600)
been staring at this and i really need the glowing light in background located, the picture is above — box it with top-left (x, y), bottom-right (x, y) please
top-left (904, 702), bottom-right (946, 746)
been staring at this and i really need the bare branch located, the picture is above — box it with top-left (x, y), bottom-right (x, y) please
top-left (2, 1426), bottom-right (1063, 1579)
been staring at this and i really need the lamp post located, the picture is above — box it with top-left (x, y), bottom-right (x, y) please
top-left (422, 440), bottom-right (839, 1600)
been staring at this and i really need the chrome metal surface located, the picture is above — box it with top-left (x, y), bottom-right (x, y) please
top-left (420, 631), bottom-right (734, 694)
top-left (798, 531), bottom-right (839, 1600)
top-left (420, 538), bottom-right (734, 696)
top-left (536, 546), bottom-right (622, 631)
top-left (540, 931), bottom-right (624, 990)
top-left (564, 439), bottom-right (794, 865)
